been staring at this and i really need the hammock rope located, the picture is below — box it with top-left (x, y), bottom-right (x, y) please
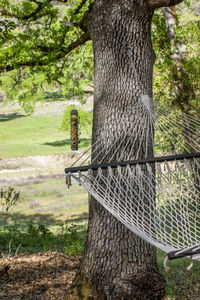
top-left (65, 94), bottom-right (200, 265)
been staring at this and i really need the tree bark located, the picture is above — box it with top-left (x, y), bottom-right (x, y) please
top-left (68, 1), bottom-right (166, 299)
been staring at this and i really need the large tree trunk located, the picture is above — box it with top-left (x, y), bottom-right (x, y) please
top-left (69, 1), bottom-right (165, 299)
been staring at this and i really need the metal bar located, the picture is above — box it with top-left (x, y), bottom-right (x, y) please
top-left (65, 152), bottom-right (200, 174)
top-left (168, 245), bottom-right (200, 260)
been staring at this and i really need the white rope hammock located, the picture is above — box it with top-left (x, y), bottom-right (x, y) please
top-left (66, 96), bottom-right (200, 267)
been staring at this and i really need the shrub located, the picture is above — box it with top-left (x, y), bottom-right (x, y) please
top-left (0, 187), bottom-right (20, 213)
top-left (61, 105), bottom-right (93, 136)
top-left (0, 187), bottom-right (20, 224)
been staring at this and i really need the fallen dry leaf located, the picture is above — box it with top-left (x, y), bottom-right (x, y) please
top-left (0, 252), bottom-right (80, 300)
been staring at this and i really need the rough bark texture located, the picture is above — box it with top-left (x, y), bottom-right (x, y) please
top-left (148, 0), bottom-right (183, 8)
top-left (68, 1), bottom-right (166, 299)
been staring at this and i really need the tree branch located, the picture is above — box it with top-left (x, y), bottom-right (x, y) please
top-left (61, 31), bottom-right (90, 56)
top-left (73, 0), bottom-right (88, 15)
top-left (148, 0), bottom-right (183, 9)
top-left (23, 2), bottom-right (44, 20)
top-left (0, 32), bottom-right (90, 73)
top-left (60, 0), bottom-right (90, 30)
top-left (60, 21), bottom-right (79, 27)
top-left (53, 0), bottom-right (69, 3)
top-left (0, 0), bottom-right (53, 21)
top-left (161, 7), bottom-right (176, 40)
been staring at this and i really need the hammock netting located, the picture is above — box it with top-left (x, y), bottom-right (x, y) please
top-left (66, 95), bottom-right (200, 262)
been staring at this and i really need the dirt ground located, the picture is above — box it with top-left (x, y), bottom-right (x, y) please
top-left (0, 252), bottom-right (200, 300)
top-left (0, 152), bottom-right (90, 187)
top-left (0, 252), bottom-right (80, 300)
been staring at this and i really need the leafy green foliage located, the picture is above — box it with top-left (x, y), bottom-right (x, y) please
top-left (61, 105), bottom-right (93, 135)
top-left (0, 0), bottom-right (94, 113)
top-left (0, 41), bottom-right (93, 113)
top-left (1, 69), bottom-right (46, 114)
top-left (0, 187), bottom-right (20, 213)
top-left (0, 19), bottom-right (16, 44)
top-left (65, 223), bottom-right (86, 255)
top-left (0, 187), bottom-right (20, 224)
top-left (0, 222), bottom-right (87, 255)
top-left (1, 0), bottom-right (199, 118)
top-left (152, 10), bottom-right (200, 114)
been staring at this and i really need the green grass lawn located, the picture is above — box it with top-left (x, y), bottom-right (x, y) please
top-left (0, 107), bottom-right (91, 158)
top-left (0, 179), bottom-right (89, 254)
top-left (1, 178), bottom-right (88, 226)
top-left (158, 249), bottom-right (200, 299)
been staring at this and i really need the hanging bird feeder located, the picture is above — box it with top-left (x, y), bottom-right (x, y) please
top-left (70, 109), bottom-right (79, 150)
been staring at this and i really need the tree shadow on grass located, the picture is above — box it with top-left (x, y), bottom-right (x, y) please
top-left (0, 211), bottom-right (88, 253)
top-left (43, 138), bottom-right (91, 148)
top-left (0, 212), bottom-right (61, 226)
top-left (0, 211), bottom-right (88, 227)
top-left (65, 212), bottom-right (88, 224)
top-left (0, 113), bottom-right (26, 122)
top-left (44, 139), bottom-right (70, 147)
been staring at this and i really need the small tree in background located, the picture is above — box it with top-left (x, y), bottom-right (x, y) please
top-left (0, 187), bottom-right (20, 224)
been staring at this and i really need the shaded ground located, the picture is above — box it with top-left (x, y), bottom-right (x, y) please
top-left (0, 112), bottom-right (25, 122)
top-left (0, 252), bottom-right (80, 300)
top-left (0, 251), bottom-right (199, 300)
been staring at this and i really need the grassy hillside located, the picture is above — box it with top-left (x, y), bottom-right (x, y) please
top-left (0, 102), bottom-right (91, 158)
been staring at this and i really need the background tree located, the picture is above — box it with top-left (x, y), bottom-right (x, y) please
top-left (1, 0), bottom-right (194, 299)
top-left (152, 3), bottom-right (199, 154)
top-left (1, 2), bottom-right (199, 115)
top-left (152, 3), bottom-right (200, 115)
top-left (0, 0), bottom-right (94, 113)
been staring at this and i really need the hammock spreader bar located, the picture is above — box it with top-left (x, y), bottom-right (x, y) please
top-left (65, 152), bottom-right (200, 174)
top-left (168, 245), bottom-right (200, 260)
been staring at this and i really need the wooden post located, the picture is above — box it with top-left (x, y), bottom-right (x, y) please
top-left (71, 109), bottom-right (79, 150)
